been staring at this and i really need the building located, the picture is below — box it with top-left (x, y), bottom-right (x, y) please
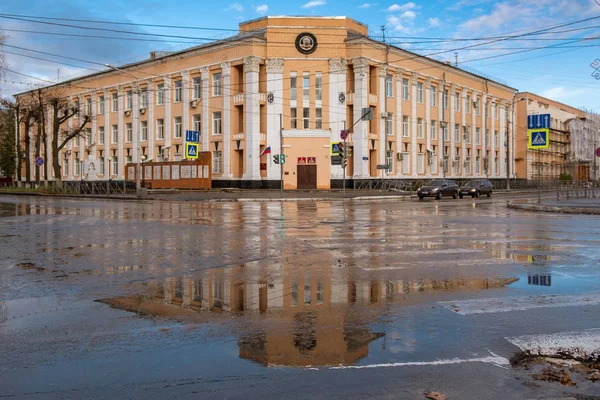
top-left (514, 92), bottom-right (600, 182)
top-left (16, 16), bottom-right (518, 189)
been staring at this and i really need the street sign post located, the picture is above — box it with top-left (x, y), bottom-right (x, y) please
top-left (35, 157), bottom-right (44, 167)
top-left (595, 147), bottom-right (600, 157)
top-left (340, 130), bottom-right (349, 141)
top-left (527, 114), bottom-right (551, 129)
top-left (527, 128), bottom-right (550, 149)
top-left (185, 130), bottom-right (200, 144)
top-left (185, 143), bottom-right (199, 159)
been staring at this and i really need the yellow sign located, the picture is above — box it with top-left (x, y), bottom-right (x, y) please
top-left (527, 128), bottom-right (550, 149)
top-left (331, 142), bottom-right (341, 156)
top-left (185, 142), bottom-right (199, 159)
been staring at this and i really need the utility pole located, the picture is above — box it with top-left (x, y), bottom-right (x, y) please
top-left (279, 113), bottom-right (283, 198)
top-left (381, 25), bottom-right (386, 44)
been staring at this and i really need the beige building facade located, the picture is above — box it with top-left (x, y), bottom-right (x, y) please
top-left (18, 16), bottom-right (518, 189)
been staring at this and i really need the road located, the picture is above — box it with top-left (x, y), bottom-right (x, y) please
top-left (1, 194), bottom-right (599, 399)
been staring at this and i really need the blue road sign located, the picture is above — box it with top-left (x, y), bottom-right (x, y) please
top-left (35, 157), bottom-right (44, 167)
top-left (331, 142), bottom-right (341, 155)
top-left (527, 114), bottom-right (551, 129)
top-left (185, 130), bottom-right (200, 143)
top-left (528, 128), bottom-right (549, 149)
top-left (185, 142), bottom-right (199, 159)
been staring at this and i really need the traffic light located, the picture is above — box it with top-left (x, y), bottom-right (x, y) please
top-left (341, 157), bottom-right (347, 169)
top-left (273, 154), bottom-right (280, 164)
top-left (280, 154), bottom-right (286, 164)
top-left (339, 142), bottom-right (345, 158)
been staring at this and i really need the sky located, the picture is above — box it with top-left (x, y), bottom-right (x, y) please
top-left (0, 0), bottom-right (599, 111)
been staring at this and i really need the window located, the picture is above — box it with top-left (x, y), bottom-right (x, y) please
top-left (387, 150), bottom-right (394, 173)
top-left (174, 80), bottom-right (182, 102)
top-left (112, 124), bottom-right (118, 143)
top-left (443, 123), bottom-right (449, 142)
top-left (98, 126), bottom-right (105, 145)
top-left (402, 152), bottom-right (410, 174)
top-left (385, 75), bottom-right (393, 97)
top-left (99, 157), bottom-right (105, 175)
top-left (303, 107), bottom-right (310, 129)
top-left (476, 127), bottom-right (481, 145)
top-left (141, 121), bottom-right (148, 141)
top-left (417, 82), bottom-right (423, 103)
top-left (386, 117), bottom-right (393, 136)
top-left (86, 128), bottom-right (92, 145)
top-left (465, 156), bottom-right (471, 174)
top-left (86, 98), bottom-right (92, 115)
top-left (126, 90), bottom-right (132, 110)
top-left (193, 77), bottom-right (201, 100)
top-left (174, 116), bottom-right (182, 138)
top-left (212, 112), bottom-right (222, 135)
top-left (193, 114), bottom-right (201, 134)
top-left (417, 153), bottom-right (425, 174)
top-left (157, 119), bottom-right (164, 140)
top-left (74, 100), bottom-right (80, 118)
top-left (475, 156), bottom-right (481, 174)
top-left (75, 158), bottom-right (80, 175)
top-left (443, 90), bottom-right (448, 109)
top-left (290, 73), bottom-right (297, 101)
top-left (466, 95), bottom-right (471, 113)
top-left (126, 155), bottom-right (132, 165)
top-left (291, 108), bottom-right (297, 129)
top-left (112, 157), bottom-right (118, 175)
top-left (454, 155), bottom-right (460, 174)
top-left (431, 86), bottom-right (436, 106)
top-left (212, 150), bottom-right (222, 174)
top-left (98, 96), bottom-right (105, 115)
top-left (485, 129), bottom-right (490, 147)
top-left (315, 108), bottom-right (322, 129)
top-left (431, 120), bottom-right (437, 140)
top-left (291, 283), bottom-right (298, 307)
top-left (455, 124), bottom-right (460, 143)
top-left (157, 84), bottom-right (164, 105)
top-left (303, 72), bottom-right (310, 99)
top-left (75, 134), bottom-right (80, 146)
top-left (304, 284), bottom-right (311, 305)
top-left (403, 115), bottom-right (409, 137)
top-left (213, 73), bottom-right (222, 96)
top-left (455, 93), bottom-right (460, 111)
top-left (417, 118), bottom-right (424, 139)
top-left (464, 126), bottom-right (471, 144)
top-left (125, 123), bottom-right (132, 142)
top-left (494, 130), bottom-right (499, 147)
top-left (402, 78), bottom-right (409, 100)
top-left (63, 159), bottom-right (69, 176)
top-left (112, 93), bottom-right (118, 112)
top-left (495, 157), bottom-right (499, 174)
top-left (315, 72), bottom-right (322, 101)
top-left (140, 89), bottom-right (148, 108)
top-left (431, 151), bottom-right (438, 174)
top-left (475, 100), bottom-right (480, 116)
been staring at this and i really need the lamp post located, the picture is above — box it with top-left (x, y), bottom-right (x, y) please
top-left (105, 64), bottom-right (143, 196)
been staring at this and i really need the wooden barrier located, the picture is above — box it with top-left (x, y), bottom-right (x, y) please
top-left (126, 152), bottom-right (211, 189)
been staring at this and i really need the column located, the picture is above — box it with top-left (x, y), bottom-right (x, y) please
top-left (490, 97), bottom-right (496, 177)
top-left (90, 92), bottom-right (97, 162)
top-left (46, 107), bottom-right (52, 180)
top-left (146, 81), bottom-right (154, 161)
top-left (352, 57), bottom-right (369, 178)
top-left (103, 90), bottom-right (110, 168)
top-left (396, 69), bottom-right (404, 177)
top-left (411, 72), bottom-right (418, 178)
top-left (425, 77), bottom-right (431, 177)
top-left (78, 95), bottom-right (85, 176)
top-left (482, 93), bottom-right (488, 177)
top-left (164, 77), bottom-right (172, 152)
top-left (117, 86), bottom-right (124, 179)
top-left (450, 84), bottom-right (456, 178)
top-left (266, 58), bottom-right (284, 181)
top-left (200, 67), bottom-right (210, 153)
top-left (242, 57), bottom-right (260, 182)
top-left (378, 64), bottom-right (387, 166)
top-left (222, 61), bottom-right (233, 179)
top-left (182, 71), bottom-right (190, 131)
top-left (499, 100), bottom-right (507, 177)
top-left (472, 93), bottom-right (478, 177)
top-left (133, 89), bottom-right (139, 163)
top-left (461, 89), bottom-right (467, 177)
top-left (328, 58), bottom-right (347, 179)
top-left (438, 81), bottom-right (444, 177)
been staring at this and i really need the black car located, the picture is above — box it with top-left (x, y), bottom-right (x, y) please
top-left (459, 180), bottom-right (493, 198)
top-left (417, 180), bottom-right (459, 200)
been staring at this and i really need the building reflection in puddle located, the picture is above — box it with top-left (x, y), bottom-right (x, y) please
top-left (528, 273), bottom-right (552, 286)
top-left (99, 265), bottom-right (517, 368)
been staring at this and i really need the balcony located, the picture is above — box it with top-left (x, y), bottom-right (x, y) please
top-left (231, 133), bottom-right (267, 145)
top-left (232, 93), bottom-right (267, 106)
top-left (368, 93), bottom-right (378, 105)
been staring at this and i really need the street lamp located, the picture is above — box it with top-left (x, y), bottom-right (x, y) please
top-left (105, 64), bottom-right (143, 196)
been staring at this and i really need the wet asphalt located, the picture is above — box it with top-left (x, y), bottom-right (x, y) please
top-left (1, 194), bottom-right (599, 399)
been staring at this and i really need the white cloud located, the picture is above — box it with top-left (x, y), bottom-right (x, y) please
top-left (224, 3), bottom-right (244, 12)
top-left (400, 10), bottom-right (416, 19)
top-left (359, 2), bottom-right (374, 8)
top-left (428, 17), bottom-right (440, 27)
top-left (541, 86), bottom-right (587, 102)
top-left (301, 0), bottom-right (326, 8)
top-left (387, 2), bottom-right (416, 12)
top-left (254, 4), bottom-right (269, 14)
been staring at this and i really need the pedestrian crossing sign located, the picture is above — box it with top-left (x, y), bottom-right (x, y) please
top-left (185, 142), bottom-right (199, 159)
top-left (527, 128), bottom-right (550, 149)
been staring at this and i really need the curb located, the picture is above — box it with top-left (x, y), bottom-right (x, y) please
top-left (507, 201), bottom-right (600, 215)
top-left (0, 191), bottom-right (144, 201)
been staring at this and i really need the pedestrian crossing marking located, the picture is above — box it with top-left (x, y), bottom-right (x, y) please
top-left (185, 143), bottom-right (199, 159)
top-left (532, 133), bottom-right (545, 145)
top-left (527, 128), bottom-right (550, 149)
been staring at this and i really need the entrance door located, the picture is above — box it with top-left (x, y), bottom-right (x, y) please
top-left (297, 165), bottom-right (317, 189)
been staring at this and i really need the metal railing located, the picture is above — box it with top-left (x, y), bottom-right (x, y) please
top-left (556, 180), bottom-right (600, 200)
top-left (51, 180), bottom-right (134, 195)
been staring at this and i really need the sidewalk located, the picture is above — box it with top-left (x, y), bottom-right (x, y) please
top-left (508, 198), bottom-right (600, 215)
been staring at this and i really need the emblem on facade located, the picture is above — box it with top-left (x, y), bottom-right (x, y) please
top-left (267, 92), bottom-right (274, 104)
top-left (338, 92), bottom-right (346, 104)
top-left (295, 32), bottom-right (318, 55)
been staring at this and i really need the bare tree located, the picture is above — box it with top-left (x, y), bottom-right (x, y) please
top-left (2, 95), bottom-right (39, 183)
top-left (0, 31), bottom-right (6, 79)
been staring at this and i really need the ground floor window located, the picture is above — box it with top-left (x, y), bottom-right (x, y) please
top-left (63, 159), bottom-right (69, 176)
top-left (213, 151), bottom-right (222, 174)
top-left (402, 152), bottom-right (410, 174)
top-left (99, 157), bottom-right (105, 175)
top-left (112, 157), bottom-right (118, 175)
top-left (417, 153), bottom-right (424, 174)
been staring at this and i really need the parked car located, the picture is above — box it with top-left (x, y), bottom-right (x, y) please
top-left (417, 180), bottom-right (459, 200)
top-left (459, 180), bottom-right (493, 198)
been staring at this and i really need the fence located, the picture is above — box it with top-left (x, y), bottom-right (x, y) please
top-left (51, 180), bottom-right (134, 195)
top-left (556, 180), bottom-right (600, 200)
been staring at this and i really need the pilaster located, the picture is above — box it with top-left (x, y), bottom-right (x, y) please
top-left (266, 58), bottom-right (285, 181)
top-left (117, 86), bottom-right (124, 178)
top-left (200, 67), bottom-right (210, 153)
top-left (352, 57), bottom-right (370, 178)
top-left (241, 58), bottom-right (259, 181)
top-left (328, 58), bottom-right (347, 179)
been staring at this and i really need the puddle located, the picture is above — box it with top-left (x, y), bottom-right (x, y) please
top-left (97, 269), bottom-right (518, 368)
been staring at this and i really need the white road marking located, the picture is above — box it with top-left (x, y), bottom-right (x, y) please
top-left (439, 292), bottom-right (600, 315)
top-left (327, 351), bottom-right (509, 370)
top-left (507, 329), bottom-right (600, 359)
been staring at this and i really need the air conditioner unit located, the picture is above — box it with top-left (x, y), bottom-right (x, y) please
top-left (161, 148), bottom-right (170, 161)
top-left (463, 160), bottom-right (469, 168)
top-left (174, 154), bottom-right (183, 162)
top-left (139, 107), bottom-right (147, 114)
top-left (124, 109), bottom-right (131, 116)
top-left (397, 152), bottom-right (403, 161)
top-left (190, 99), bottom-right (199, 108)
top-left (463, 132), bottom-right (470, 141)
top-left (427, 156), bottom-right (433, 165)
top-left (381, 112), bottom-right (391, 119)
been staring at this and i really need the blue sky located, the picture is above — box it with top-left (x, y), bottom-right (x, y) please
top-left (1, 0), bottom-right (599, 111)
